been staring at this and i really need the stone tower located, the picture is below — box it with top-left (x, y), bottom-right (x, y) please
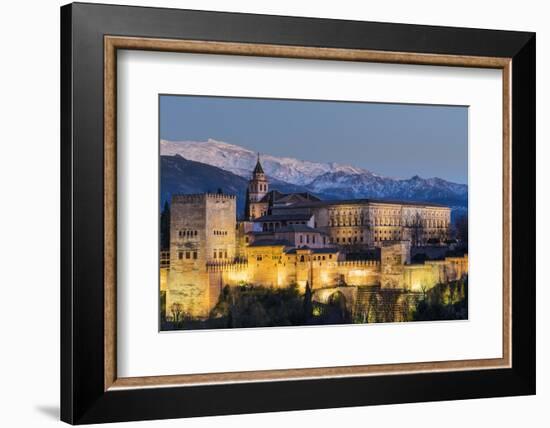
top-left (166, 193), bottom-right (237, 318)
top-left (246, 154), bottom-right (269, 219)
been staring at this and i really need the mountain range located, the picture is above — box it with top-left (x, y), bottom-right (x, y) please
top-left (160, 139), bottom-right (468, 220)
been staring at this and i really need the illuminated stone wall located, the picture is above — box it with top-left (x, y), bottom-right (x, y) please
top-left (402, 255), bottom-right (468, 292)
top-left (380, 241), bottom-right (411, 288)
top-left (166, 193), bottom-right (236, 318)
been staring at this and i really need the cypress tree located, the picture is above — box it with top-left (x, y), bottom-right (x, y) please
top-left (303, 281), bottom-right (313, 322)
top-left (160, 201), bottom-right (170, 251)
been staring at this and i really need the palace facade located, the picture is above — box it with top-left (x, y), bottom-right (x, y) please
top-left (162, 157), bottom-right (466, 319)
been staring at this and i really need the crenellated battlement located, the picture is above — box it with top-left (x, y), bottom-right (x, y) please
top-left (206, 261), bottom-right (249, 272)
top-left (337, 260), bottom-right (380, 268)
top-left (172, 193), bottom-right (237, 203)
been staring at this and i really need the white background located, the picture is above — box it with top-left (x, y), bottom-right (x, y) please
top-left (0, 0), bottom-right (546, 427)
top-left (118, 51), bottom-right (503, 377)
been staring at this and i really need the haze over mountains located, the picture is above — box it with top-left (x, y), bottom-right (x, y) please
top-left (160, 139), bottom-right (468, 219)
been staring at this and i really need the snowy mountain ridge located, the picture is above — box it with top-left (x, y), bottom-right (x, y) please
top-left (160, 139), bottom-right (467, 203)
top-left (161, 139), bottom-right (373, 186)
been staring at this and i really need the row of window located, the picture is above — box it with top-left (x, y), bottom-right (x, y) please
top-left (329, 218), bottom-right (367, 227)
top-left (255, 254), bottom-right (334, 262)
top-left (333, 236), bottom-right (364, 244)
top-left (213, 230), bottom-right (228, 236)
top-left (375, 230), bottom-right (399, 236)
top-left (251, 183), bottom-right (268, 192)
top-left (374, 236), bottom-right (399, 242)
top-left (329, 218), bottom-right (449, 227)
top-left (178, 230), bottom-right (198, 238)
top-left (299, 254), bottom-right (333, 262)
top-left (178, 251), bottom-right (198, 260)
top-left (213, 250), bottom-right (228, 259)
top-left (329, 208), bottom-right (447, 218)
top-left (374, 230), bottom-right (401, 241)
top-left (299, 234), bottom-right (316, 244)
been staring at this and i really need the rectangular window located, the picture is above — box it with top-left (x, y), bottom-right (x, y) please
top-left (193, 251), bottom-right (197, 259)
top-left (178, 251), bottom-right (183, 260)
top-left (213, 251), bottom-right (217, 259)
top-left (185, 251), bottom-right (191, 259)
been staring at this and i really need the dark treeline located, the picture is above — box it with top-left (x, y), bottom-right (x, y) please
top-left (161, 277), bottom-right (468, 331)
top-left (161, 282), bottom-right (351, 330)
top-left (412, 278), bottom-right (468, 321)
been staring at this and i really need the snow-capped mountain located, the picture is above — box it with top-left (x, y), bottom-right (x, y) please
top-left (308, 172), bottom-right (467, 203)
top-left (160, 139), bottom-right (467, 211)
top-left (160, 139), bottom-right (368, 185)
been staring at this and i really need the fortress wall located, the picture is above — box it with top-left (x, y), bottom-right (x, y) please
top-left (166, 269), bottom-right (210, 318)
top-left (160, 267), bottom-right (168, 292)
top-left (335, 261), bottom-right (380, 286)
top-left (380, 242), bottom-right (409, 288)
top-left (248, 256), bottom-right (284, 288)
top-left (402, 264), bottom-right (441, 292)
top-left (403, 255), bottom-right (468, 291)
top-left (235, 221), bottom-right (254, 259)
top-left (207, 262), bottom-right (250, 285)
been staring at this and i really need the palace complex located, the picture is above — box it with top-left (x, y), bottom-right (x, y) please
top-left (161, 156), bottom-right (467, 319)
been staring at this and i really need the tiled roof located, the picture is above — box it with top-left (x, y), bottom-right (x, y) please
top-left (281, 198), bottom-right (448, 208)
top-left (275, 225), bottom-right (326, 234)
top-left (258, 190), bottom-right (321, 204)
top-left (285, 246), bottom-right (340, 254)
top-left (248, 239), bottom-right (292, 247)
top-left (254, 213), bottom-right (312, 222)
top-left (253, 156), bottom-right (264, 174)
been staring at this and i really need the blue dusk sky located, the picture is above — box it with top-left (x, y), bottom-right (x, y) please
top-left (160, 95), bottom-right (468, 184)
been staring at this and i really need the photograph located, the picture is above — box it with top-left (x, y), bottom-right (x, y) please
top-left (159, 95), bottom-right (469, 330)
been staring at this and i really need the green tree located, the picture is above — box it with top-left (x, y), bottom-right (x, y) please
top-left (303, 281), bottom-right (313, 322)
top-left (160, 201), bottom-right (170, 251)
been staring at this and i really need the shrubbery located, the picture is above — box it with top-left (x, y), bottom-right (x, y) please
top-left (412, 278), bottom-right (468, 321)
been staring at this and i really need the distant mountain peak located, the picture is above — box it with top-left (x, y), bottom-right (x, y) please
top-left (160, 139), bottom-right (467, 214)
top-left (161, 139), bottom-right (371, 185)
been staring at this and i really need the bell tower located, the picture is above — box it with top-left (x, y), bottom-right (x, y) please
top-left (246, 154), bottom-right (269, 219)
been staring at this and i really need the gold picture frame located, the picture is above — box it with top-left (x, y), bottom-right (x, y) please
top-left (103, 36), bottom-right (512, 391)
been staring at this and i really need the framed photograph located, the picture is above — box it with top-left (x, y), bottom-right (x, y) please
top-left (61, 2), bottom-right (535, 424)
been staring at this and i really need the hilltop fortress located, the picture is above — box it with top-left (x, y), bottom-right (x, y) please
top-left (162, 156), bottom-right (467, 319)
